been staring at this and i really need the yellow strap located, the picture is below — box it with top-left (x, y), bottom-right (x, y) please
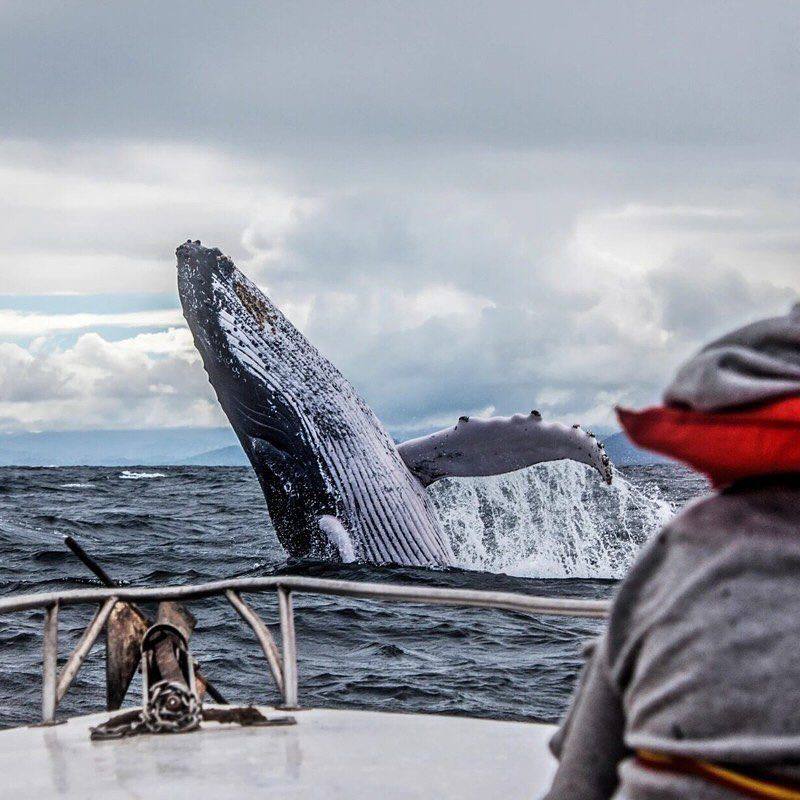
top-left (638, 750), bottom-right (800, 800)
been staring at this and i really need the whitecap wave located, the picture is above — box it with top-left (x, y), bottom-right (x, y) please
top-left (429, 462), bottom-right (675, 579)
top-left (118, 471), bottom-right (167, 480)
top-left (59, 482), bottom-right (93, 489)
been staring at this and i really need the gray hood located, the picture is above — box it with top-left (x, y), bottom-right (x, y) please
top-left (664, 303), bottom-right (800, 411)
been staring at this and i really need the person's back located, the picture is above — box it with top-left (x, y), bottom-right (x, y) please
top-left (546, 305), bottom-right (800, 799)
top-left (547, 478), bottom-right (800, 798)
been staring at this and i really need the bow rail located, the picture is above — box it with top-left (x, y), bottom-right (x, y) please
top-left (0, 576), bottom-right (610, 725)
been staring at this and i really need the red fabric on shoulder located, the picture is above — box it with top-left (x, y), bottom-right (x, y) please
top-left (616, 397), bottom-right (800, 487)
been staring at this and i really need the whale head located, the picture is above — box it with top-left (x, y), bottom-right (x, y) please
top-left (177, 240), bottom-right (453, 566)
top-left (177, 240), bottom-right (341, 557)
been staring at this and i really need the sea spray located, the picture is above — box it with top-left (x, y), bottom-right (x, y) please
top-left (429, 462), bottom-right (675, 579)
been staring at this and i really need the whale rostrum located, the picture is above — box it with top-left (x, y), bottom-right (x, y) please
top-left (177, 241), bottom-right (612, 567)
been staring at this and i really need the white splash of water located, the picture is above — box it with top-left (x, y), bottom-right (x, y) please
top-left (118, 471), bottom-right (166, 480)
top-left (428, 462), bottom-right (676, 579)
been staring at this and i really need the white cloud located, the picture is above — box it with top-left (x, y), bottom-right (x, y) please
top-left (2, 143), bottom-right (798, 435)
top-left (0, 309), bottom-right (184, 338)
top-left (233, 185), bottom-right (798, 434)
top-left (0, 141), bottom-right (299, 294)
top-left (0, 329), bottom-right (223, 431)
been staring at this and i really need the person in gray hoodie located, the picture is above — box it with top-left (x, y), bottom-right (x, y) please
top-left (544, 304), bottom-right (800, 800)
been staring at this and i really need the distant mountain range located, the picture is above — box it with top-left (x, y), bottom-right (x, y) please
top-left (601, 431), bottom-right (671, 466)
top-left (0, 428), bottom-right (243, 467)
top-left (0, 427), bottom-right (666, 467)
top-left (180, 444), bottom-right (249, 466)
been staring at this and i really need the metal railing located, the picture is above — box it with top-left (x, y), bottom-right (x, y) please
top-left (0, 576), bottom-right (611, 725)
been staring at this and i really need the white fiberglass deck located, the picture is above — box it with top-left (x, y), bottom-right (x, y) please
top-left (1, 706), bottom-right (557, 799)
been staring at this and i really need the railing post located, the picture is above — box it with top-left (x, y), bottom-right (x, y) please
top-left (277, 587), bottom-right (298, 708)
top-left (42, 601), bottom-right (59, 724)
top-left (56, 596), bottom-right (118, 704)
top-left (225, 589), bottom-right (284, 698)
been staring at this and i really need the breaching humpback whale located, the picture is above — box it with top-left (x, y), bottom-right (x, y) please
top-left (177, 241), bottom-right (612, 567)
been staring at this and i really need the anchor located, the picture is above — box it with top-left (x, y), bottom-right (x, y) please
top-left (140, 610), bottom-right (202, 733)
top-left (63, 535), bottom-right (224, 709)
top-left (62, 536), bottom-right (295, 739)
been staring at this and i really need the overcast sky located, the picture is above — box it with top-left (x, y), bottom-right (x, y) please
top-left (1, 1), bottom-right (799, 435)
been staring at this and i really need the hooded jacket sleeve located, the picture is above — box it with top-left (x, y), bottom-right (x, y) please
top-left (542, 633), bottom-right (629, 800)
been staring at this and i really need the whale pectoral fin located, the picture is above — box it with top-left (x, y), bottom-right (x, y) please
top-left (397, 412), bottom-right (613, 487)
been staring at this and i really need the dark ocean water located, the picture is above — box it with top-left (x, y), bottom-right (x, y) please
top-left (0, 463), bottom-right (707, 729)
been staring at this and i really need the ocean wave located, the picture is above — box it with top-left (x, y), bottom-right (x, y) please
top-left (0, 462), bottom-right (702, 730)
top-left (59, 482), bottom-right (93, 489)
top-left (118, 471), bottom-right (167, 480)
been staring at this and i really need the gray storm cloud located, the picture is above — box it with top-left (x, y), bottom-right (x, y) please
top-left (1, 2), bottom-right (798, 150)
top-left (0, 1), bottom-right (798, 433)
